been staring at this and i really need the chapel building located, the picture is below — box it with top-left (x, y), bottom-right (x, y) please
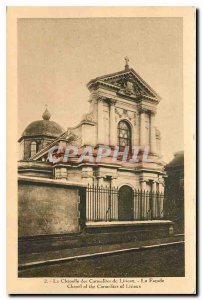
top-left (18, 60), bottom-right (168, 227)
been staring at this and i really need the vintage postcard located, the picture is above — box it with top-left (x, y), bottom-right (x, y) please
top-left (7, 6), bottom-right (196, 294)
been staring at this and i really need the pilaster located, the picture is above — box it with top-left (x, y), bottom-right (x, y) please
top-left (109, 99), bottom-right (117, 146)
top-left (97, 98), bottom-right (105, 145)
top-left (150, 112), bottom-right (157, 154)
top-left (140, 110), bottom-right (146, 146)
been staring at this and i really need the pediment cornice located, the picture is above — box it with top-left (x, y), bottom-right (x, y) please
top-left (87, 68), bottom-right (161, 103)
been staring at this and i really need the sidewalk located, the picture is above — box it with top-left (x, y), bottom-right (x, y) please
top-left (19, 235), bottom-right (184, 270)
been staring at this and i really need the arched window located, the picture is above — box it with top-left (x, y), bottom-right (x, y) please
top-left (117, 120), bottom-right (131, 148)
top-left (30, 141), bottom-right (37, 157)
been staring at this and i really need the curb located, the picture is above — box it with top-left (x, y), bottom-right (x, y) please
top-left (18, 240), bottom-right (184, 271)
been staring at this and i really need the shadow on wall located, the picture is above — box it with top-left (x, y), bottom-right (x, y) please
top-left (164, 151), bottom-right (184, 233)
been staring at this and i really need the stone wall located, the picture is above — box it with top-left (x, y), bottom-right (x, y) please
top-left (18, 176), bottom-right (86, 237)
top-left (18, 161), bottom-right (53, 179)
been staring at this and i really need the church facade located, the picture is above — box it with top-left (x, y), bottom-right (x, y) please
top-left (18, 60), bottom-right (170, 234)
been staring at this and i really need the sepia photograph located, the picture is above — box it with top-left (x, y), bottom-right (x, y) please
top-left (7, 6), bottom-right (195, 294)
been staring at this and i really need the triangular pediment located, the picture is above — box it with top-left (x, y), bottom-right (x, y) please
top-left (87, 68), bottom-right (160, 101)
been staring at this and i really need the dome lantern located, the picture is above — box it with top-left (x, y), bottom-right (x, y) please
top-left (42, 105), bottom-right (51, 121)
top-left (18, 107), bottom-right (65, 143)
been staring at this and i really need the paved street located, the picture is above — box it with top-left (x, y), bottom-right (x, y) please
top-left (19, 243), bottom-right (184, 278)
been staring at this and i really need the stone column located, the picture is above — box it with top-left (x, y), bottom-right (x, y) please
top-left (159, 182), bottom-right (164, 218)
top-left (141, 180), bottom-right (146, 190)
top-left (152, 181), bottom-right (157, 218)
top-left (110, 177), bottom-right (114, 188)
top-left (97, 176), bottom-right (104, 186)
top-left (150, 112), bottom-right (157, 154)
top-left (159, 182), bottom-right (164, 193)
top-left (109, 100), bottom-right (117, 146)
top-left (110, 177), bottom-right (118, 220)
top-left (152, 181), bottom-right (157, 192)
top-left (140, 110), bottom-right (146, 147)
top-left (140, 180), bottom-right (147, 219)
top-left (97, 176), bottom-right (104, 220)
top-left (97, 98), bottom-right (104, 145)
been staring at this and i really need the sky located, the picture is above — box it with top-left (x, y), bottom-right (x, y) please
top-left (18, 17), bottom-right (183, 163)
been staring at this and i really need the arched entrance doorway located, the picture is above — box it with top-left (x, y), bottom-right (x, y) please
top-left (118, 185), bottom-right (134, 221)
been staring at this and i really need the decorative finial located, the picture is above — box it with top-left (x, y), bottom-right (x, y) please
top-left (42, 105), bottom-right (51, 120)
top-left (125, 56), bottom-right (130, 71)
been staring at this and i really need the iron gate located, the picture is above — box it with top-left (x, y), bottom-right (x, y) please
top-left (86, 184), bottom-right (164, 222)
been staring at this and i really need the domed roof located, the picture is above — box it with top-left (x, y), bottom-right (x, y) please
top-left (19, 107), bottom-right (65, 141)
